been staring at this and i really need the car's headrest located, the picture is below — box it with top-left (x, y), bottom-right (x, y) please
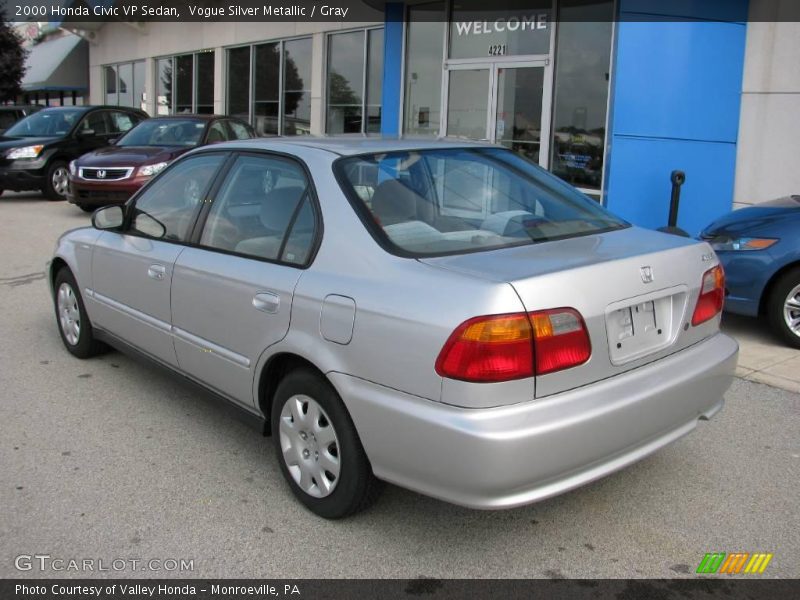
top-left (370, 179), bottom-right (420, 226)
top-left (260, 186), bottom-right (306, 233)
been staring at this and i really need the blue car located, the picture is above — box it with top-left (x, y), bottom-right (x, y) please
top-left (701, 195), bottom-right (800, 348)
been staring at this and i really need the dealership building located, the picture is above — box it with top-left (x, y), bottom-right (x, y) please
top-left (39, 0), bottom-right (799, 234)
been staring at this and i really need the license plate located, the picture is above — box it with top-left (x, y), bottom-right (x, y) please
top-left (606, 292), bottom-right (679, 365)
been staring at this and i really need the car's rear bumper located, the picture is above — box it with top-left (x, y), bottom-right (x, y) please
top-left (330, 332), bottom-right (738, 509)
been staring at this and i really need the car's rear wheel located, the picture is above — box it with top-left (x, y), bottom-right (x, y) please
top-left (271, 368), bottom-right (382, 518)
top-left (53, 268), bottom-right (107, 358)
top-left (44, 161), bottom-right (69, 201)
top-left (766, 266), bottom-right (800, 349)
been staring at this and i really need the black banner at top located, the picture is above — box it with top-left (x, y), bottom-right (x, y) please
top-left (4, 0), bottom-right (800, 23)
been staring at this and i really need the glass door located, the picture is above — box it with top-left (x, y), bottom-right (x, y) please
top-left (444, 66), bottom-right (491, 140)
top-left (443, 61), bottom-right (551, 167)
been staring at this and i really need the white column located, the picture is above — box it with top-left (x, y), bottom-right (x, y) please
top-left (214, 47), bottom-right (225, 115)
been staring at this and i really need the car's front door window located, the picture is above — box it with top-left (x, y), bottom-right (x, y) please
top-left (78, 112), bottom-right (109, 136)
top-left (129, 153), bottom-right (225, 242)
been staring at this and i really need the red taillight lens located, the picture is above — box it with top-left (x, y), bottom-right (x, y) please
top-left (529, 308), bottom-right (592, 375)
top-left (691, 265), bottom-right (725, 326)
top-left (435, 313), bottom-right (534, 382)
top-left (435, 308), bottom-right (592, 382)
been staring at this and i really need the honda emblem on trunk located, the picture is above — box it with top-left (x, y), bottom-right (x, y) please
top-left (640, 266), bottom-right (654, 283)
top-left (97, 170), bottom-right (106, 179)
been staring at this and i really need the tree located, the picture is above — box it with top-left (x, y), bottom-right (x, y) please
top-left (0, 17), bottom-right (27, 102)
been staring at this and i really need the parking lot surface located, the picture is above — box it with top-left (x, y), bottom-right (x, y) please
top-left (1, 193), bottom-right (798, 579)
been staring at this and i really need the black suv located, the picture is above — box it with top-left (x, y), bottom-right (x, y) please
top-left (0, 105), bottom-right (42, 135)
top-left (0, 105), bottom-right (147, 200)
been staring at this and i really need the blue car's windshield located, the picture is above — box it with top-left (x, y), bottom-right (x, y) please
top-left (118, 119), bottom-right (206, 147)
top-left (336, 147), bottom-right (628, 257)
top-left (4, 109), bottom-right (83, 137)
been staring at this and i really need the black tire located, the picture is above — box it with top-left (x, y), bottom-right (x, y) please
top-left (53, 268), bottom-right (108, 358)
top-left (271, 368), bottom-right (382, 518)
top-left (0, 188), bottom-right (4, 197)
top-left (766, 266), bottom-right (800, 349)
top-left (77, 204), bottom-right (95, 214)
top-left (44, 160), bottom-right (69, 201)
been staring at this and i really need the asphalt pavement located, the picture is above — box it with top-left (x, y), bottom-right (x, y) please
top-left (1, 193), bottom-right (798, 579)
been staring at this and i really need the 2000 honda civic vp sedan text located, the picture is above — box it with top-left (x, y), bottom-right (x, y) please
top-left (48, 138), bottom-right (738, 518)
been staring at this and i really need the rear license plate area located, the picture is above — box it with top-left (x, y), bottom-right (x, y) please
top-left (606, 288), bottom-right (685, 365)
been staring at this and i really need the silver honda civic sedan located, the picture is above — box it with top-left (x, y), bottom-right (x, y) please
top-left (49, 138), bottom-right (738, 518)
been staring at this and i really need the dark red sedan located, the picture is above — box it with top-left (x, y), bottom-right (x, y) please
top-left (67, 115), bottom-right (255, 212)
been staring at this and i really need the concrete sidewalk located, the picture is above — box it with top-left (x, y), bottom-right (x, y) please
top-left (722, 313), bottom-right (800, 393)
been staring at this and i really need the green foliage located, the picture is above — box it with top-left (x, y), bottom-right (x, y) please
top-left (0, 16), bottom-right (27, 102)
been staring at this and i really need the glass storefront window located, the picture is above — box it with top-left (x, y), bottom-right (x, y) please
top-left (105, 61), bottom-right (145, 109)
top-left (104, 66), bottom-right (118, 105)
top-left (549, 0), bottom-right (613, 194)
top-left (326, 28), bottom-right (384, 135)
top-left (196, 51), bottom-right (215, 114)
top-left (133, 61), bottom-right (145, 111)
top-left (448, 0), bottom-right (552, 59)
top-left (327, 31), bottom-right (364, 134)
top-left (284, 38), bottom-right (312, 136)
top-left (157, 58), bottom-right (172, 115)
top-left (156, 51), bottom-right (216, 115)
top-left (254, 42), bottom-right (280, 135)
top-left (227, 46), bottom-right (251, 123)
top-left (228, 38), bottom-right (312, 136)
top-left (366, 28), bottom-right (384, 133)
top-left (175, 54), bottom-right (193, 113)
top-left (403, 2), bottom-right (445, 136)
top-left (118, 63), bottom-right (132, 108)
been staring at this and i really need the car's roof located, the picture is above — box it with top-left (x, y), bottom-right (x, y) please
top-left (36, 105), bottom-right (143, 113)
top-left (147, 114), bottom-right (230, 122)
top-left (215, 136), bottom-right (496, 157)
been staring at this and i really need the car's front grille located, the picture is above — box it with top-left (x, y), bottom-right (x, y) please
top-left (79, 167), bottom-right (133, 181)
top-left (75, 190), bottom-right (131, 204)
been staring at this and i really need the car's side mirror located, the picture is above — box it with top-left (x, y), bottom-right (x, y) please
top-left (108, 137), bottom-right (119, 145)
top-left (92, 205), bottom-right (124, 230)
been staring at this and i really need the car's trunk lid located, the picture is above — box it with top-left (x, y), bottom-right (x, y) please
top-left (421, 226), bottom-right (721, 397)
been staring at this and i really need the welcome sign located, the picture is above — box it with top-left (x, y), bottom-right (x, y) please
top-left (449, 7), bottom-right (552, 58)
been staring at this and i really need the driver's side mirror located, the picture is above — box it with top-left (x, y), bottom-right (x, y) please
top-left (108, 137), bottom-right (119, 145)
top-left (92, 205), bottom-right (124, 230)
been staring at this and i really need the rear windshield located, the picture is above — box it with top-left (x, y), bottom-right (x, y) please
top-left (335, 147), bottom-right (628, 257)
top-left (118, 119), bottom-right (206, 147)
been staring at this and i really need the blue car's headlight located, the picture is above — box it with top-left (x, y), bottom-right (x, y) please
top-left (710, 237), bottom-right (778, 252)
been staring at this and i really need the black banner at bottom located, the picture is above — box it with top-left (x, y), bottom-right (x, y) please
top-left (2, 579), bottom-right (799, 600)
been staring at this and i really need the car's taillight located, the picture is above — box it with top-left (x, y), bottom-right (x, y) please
top-left (435, 308), bottom-right (591, 382)
top-left (691, 265), bottom-right (725, 326)
top-left (435, 313), bottom-right (534, 382)
top-left (529, 308), bottom-right (592, 375)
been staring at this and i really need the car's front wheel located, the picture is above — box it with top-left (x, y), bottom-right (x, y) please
top-left (766, 266), bottom-right (800, 349)
top-left (53, 268), bottom-right (107, 358)
top-left (271, 368), bottom-right (382, 518)
top-left (44, 160), bottom-right (69, 201)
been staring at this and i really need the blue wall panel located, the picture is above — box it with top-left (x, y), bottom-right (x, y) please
top-left (381, 3), bottom-right (404, 136)
top-left (606, 0), bottom-right (748, 236)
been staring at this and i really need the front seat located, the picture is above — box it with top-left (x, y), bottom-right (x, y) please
top-left (234, 186), bottom-right (306, 260)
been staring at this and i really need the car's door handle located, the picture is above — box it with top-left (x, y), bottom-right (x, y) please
top-left (147, 264), bottom-right (166, 280)
top-left (253, 292), bottom-right (280, 314)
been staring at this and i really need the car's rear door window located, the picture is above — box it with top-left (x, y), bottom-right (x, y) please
top-left (198, 154), bottom-right (317, 265)
top-left (336, 147), bottom-right (627, 257)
